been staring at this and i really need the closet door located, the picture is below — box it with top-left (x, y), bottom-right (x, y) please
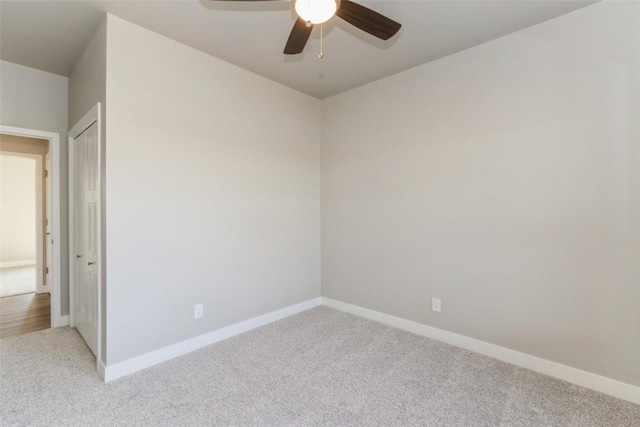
top-left (73, 122), bottom-right (98, 357)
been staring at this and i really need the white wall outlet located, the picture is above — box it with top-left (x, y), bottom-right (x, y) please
top-left (432, 298), bottom-right (442, 313)
top-left (194, 303), bottom-right (204, 319)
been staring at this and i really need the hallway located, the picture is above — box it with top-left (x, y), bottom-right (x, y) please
top-left (0, 292), bottom-right (50, 338)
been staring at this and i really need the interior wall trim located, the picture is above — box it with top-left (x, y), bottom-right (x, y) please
top-left (0, 260), bottom-right (36, 268)
top-left (59, 315), bottom-right (69, 327)
top-left (321, 297), bottom-right (640, 405)
top-left (102, 297), bottom-right (322, 382)
top-left (0, 125), bottom-right (62, 328)
top-left (100, 294), bottom-right (639, 405)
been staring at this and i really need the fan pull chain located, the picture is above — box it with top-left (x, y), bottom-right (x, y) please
top-left (319, 24), bottom-right (324, 59)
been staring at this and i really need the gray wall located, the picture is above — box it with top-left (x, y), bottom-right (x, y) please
top-left (321, 1), bottom-right (640, 386)
top-left (69, 19), bottom-right (107, 128)
top-left (104, 15), bottom-right (321, 365)
top-left (0, 60), bottom-right (70, 314)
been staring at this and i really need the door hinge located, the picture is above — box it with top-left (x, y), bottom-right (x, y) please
top-left (43, 169), bottom-right (48, 178)
top-left (46, 267), bottom-right (49, 274)
top-left (45, 218), bottom-right (49, 226)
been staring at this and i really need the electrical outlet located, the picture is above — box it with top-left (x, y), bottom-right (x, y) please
top-left (194, 303), bottom-right (204, 319)
top-left (432, 298), bottom-right (442, 313)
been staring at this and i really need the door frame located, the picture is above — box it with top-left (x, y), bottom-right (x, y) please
top-left (45, 152), bottom-right (52, 291)
top-left (34, 153), bottom-right (46, 294)
top-left (68, 103), bottom-right (103, 368)
top-left (0, 125), bottom-right (63, 327)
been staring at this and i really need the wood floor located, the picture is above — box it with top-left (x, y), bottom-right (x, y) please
top-left (0, 293), bottom-right (50, 339)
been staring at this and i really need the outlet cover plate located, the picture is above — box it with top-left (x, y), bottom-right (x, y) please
top-left (432, 298), bottom-right (442, 313)
top-left (194, 303), bottom-right (204, 319)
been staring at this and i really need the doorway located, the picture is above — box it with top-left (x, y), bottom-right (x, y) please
top-left (0, 127), bottom-right (63, 337)
top-left (0, 144), bottom-right (48, 337)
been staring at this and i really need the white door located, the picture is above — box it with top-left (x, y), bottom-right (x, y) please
top-left (73, 122), bottom-right (99, 357)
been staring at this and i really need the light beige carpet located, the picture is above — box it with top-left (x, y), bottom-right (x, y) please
top-left (0, 265), bottom-right (36, 297)
top-left (1, 306), bottom-right (639, 426)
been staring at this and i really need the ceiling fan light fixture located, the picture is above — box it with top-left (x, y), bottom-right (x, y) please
top-left (294, 0), bottom-right (338, 25)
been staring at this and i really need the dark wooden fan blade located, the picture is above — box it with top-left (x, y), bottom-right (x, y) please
top-left (284, 18), bottom-right (313, 55)
top-left (336, 0), bottom-right (401, 40)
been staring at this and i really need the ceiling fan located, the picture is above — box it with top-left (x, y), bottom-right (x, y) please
top-left (214, 0), bottom-right (401, 55)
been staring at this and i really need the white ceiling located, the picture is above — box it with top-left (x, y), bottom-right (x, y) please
top-left (0, 0), bottom-right (597, 99)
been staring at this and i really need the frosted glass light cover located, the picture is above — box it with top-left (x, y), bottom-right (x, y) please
top-left (294, 0), bottom-right (338, 25)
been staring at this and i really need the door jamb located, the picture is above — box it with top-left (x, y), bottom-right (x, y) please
top-left (0, 125), bottom-right (63, 327)
top-left (68, 103), bottom-right (103, 369)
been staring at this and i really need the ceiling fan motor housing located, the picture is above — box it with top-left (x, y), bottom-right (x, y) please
top-left (282, 0), bottom-right (401, 55)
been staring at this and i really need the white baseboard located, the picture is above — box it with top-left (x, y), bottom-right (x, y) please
top-left (103, 297), bottom-right (322, 382)
top-left (0, 259), bottom-right (36, 268)
top-left (321, 297), bottom-right (640, 405)
top-left (98, 359), bottom-right (106, 380)
top-left (54, 314), bottom-right (69, 328)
